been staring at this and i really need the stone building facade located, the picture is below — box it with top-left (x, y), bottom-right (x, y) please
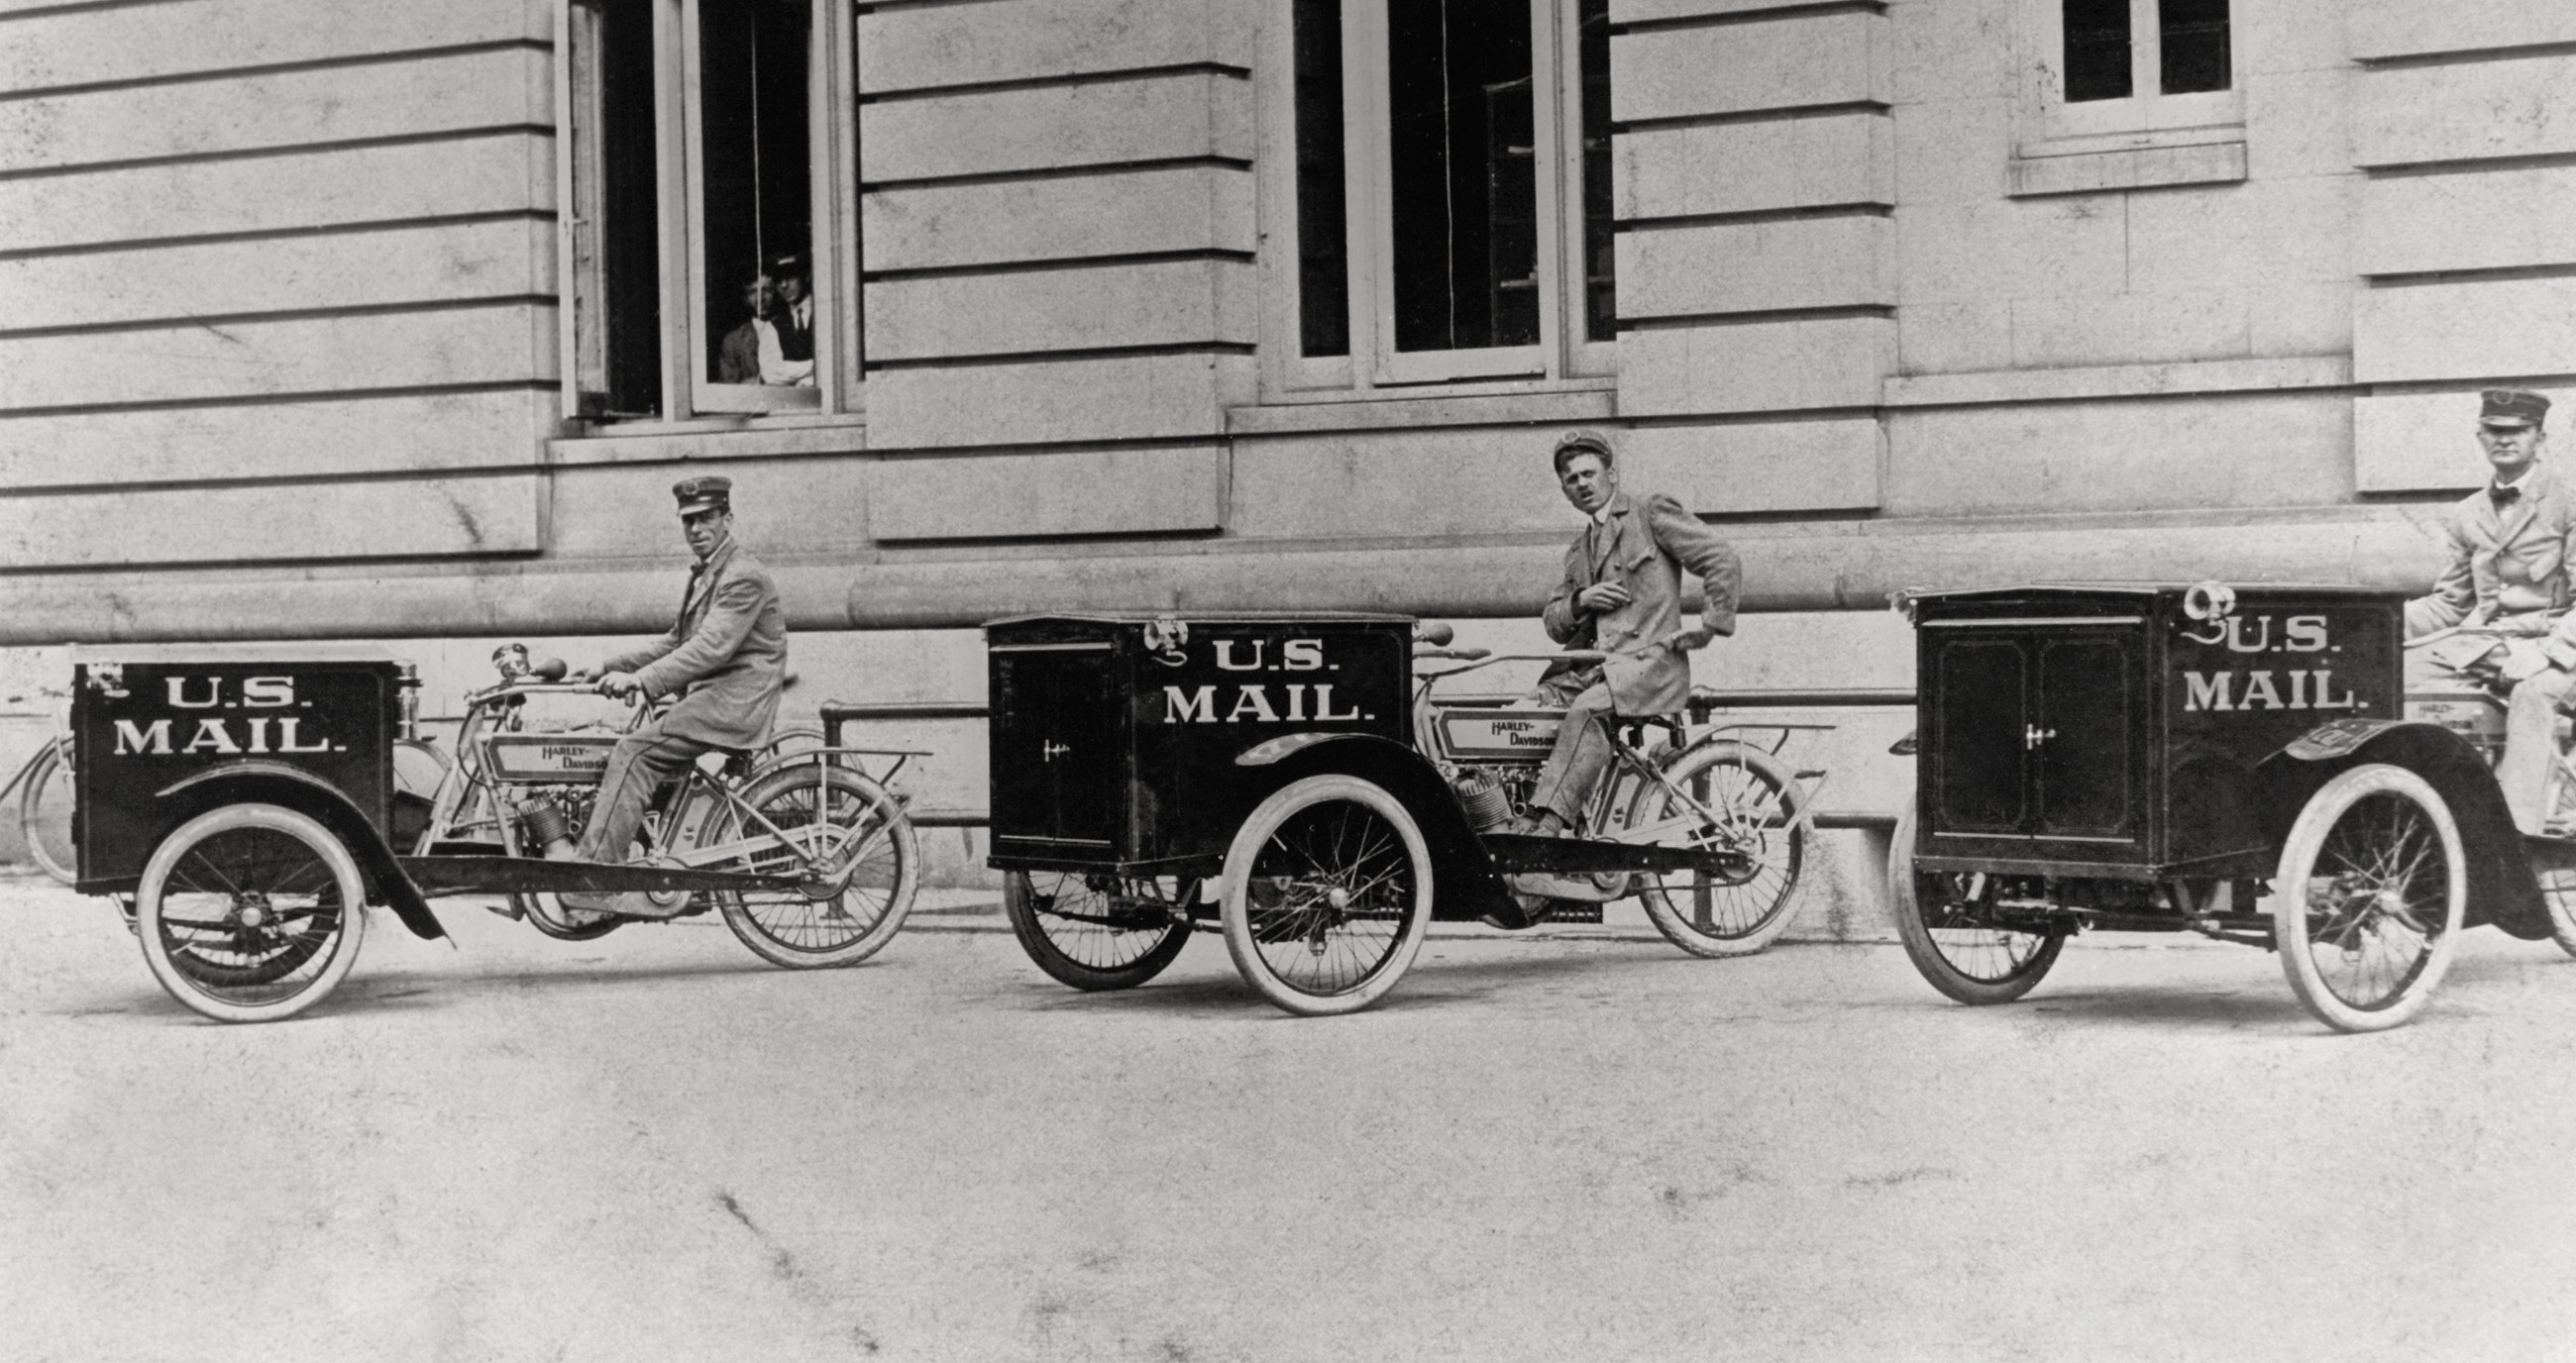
top-left (3, 0), bottom-right (2570, 904)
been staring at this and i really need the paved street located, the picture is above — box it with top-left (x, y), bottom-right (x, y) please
top-left (8, 867), bottom-right (2576, 1363)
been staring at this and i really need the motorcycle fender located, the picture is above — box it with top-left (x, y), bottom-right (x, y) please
top-left (157, 761), bottom-right (447, 942)
top-left (2257, 720), bottom-right (2551, 941)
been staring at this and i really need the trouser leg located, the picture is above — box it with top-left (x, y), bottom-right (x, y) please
top-left (1529, 681), bottom-right (1617, 826)
top-left (577, 724), bottom-right (713, 862)
top-left (2500, 669), bottom-right (2576, 834)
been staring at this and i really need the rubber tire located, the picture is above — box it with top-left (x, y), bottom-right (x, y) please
top-left (1004, 871), bottom-right (1194, 991)
top-left (1627, 740), bottom-right (1807, 958)
top-left (1220, 775), bottom-right (1434, 1017)
top-left (19, 739), bottom-right (74, 886)
top-left (2544, 875), bottom-right (2576, 960)
top-left (713, 762), bottom-right (919, 968)
top-left (138, 803), bottom-right (367, 1024)
top-left (1887, 808), bottom-right (2066, 1004)
top-left (2273, 763), bottom-right (2466, 1033)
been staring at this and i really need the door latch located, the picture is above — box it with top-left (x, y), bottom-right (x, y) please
top-left (1042, 741), bottom-right (1072, 762)
top-left (2023, 725), bottom-right (2057, 750)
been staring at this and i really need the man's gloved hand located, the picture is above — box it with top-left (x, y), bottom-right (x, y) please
top-left (1575, 582), bottom-right (1632, 614)
top-left (1644, 624), bottom-right (1716, 655)
top-left (594, 670), bottom-right (644, 700)
top-left (2500, 640), bottom-right (2555, 683)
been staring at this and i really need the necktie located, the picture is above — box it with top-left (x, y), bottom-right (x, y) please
top-left (2494, 484), bottom-right (2522, 506)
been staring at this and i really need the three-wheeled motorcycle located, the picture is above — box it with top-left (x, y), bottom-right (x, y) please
top-left (1887, 582), bottom-right (2576, 1032)
top-left (985, 613), bottom-right (1819, 1015)
top-left (72, 648), bottom-right (920, 1022)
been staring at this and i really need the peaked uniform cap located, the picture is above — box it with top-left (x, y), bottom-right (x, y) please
top-left (673, 475), bottom-right (732, 516)
top-left (2481, 389), bottom-right (2551, 429)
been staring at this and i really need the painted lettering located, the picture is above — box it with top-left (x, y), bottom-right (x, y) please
top-left (2289, 671), bottom-right (2310, 709)
top-left (1226, 686), bottom-right (1282, 723)
top-left (166, 677), bottom-right (221, 708)
top-left (113, 718), bottom-right (174, 755)
top-left (1284, 683), bottom-right (1308, 722)
top-left (2184, 672), bottom-right (2233, 712)
top-left (2224, 616), bottom-right (2272, 654)
top-left (1312, 685), bottom-right (1362, 721)
top-left (2241, 672), bottom-right (2284, 709)
top-left (242, 676), bottom-right (295, 707)
top-left (2284, 616), bottom-right (2328, 653)
top-left (1214, 639), bottom-right (1266, 672)
top-left (275, 718), bottom-right (332, 753)
top-left (2311, 671), bottom-right (2360, 710)
top-left (1281, 639), bottom-right (1325, 672)
top-left (1164, 685), bottom-right (1219, 723)
top-left (182, 719), bottom-right (243, 755)
top-left (247, 717), bottom-right (272, 753)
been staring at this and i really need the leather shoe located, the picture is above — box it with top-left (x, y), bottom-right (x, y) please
top-left (1479, 890), bottom-right (1557, 931)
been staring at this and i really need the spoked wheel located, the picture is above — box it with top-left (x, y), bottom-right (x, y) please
top-left (1005, 871), bottom-right (1194, 991)
top-left (1887, 809), bottom-right (2066, 1004)
top-left (2540, 866), bottom-right (2576, 960)
top-left (708, 762), bottom-right (919, 968)
top-left (1625, 740), bottom-right (1807, 958)
top-left (137, 803), bottom-right (367, 1023)
top-left (2273, 764), bottom-right (2466, 1033)
top-left (1219, 775), bottom-right (1433, 1016)
top-left (19, 738), bottom-right (75, 886)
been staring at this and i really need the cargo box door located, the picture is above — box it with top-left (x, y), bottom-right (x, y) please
top-left (991, 646), bottom-right (1121, 852)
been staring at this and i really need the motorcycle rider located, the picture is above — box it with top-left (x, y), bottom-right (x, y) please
top-left (561, 475), bottom-right (789, 913)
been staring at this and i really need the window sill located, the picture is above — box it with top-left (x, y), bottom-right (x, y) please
top-left (2008, 136), bottom-right (2247, 198)
top-left (549, 414), bottom-right (868, 466)
top-left (1231, 381), bottom-right (1616, 437)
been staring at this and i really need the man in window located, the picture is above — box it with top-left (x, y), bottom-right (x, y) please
top-left (716, 272), bottom-right (777, 385)
top-left (764, 255), bottom-right (816, 387)
top-left (1496, 431), bottom-right (1741, 923)
top-left (560, 475), bottom-right (789, 915)
top-left (2408, 389), bottom-right (2576, 833)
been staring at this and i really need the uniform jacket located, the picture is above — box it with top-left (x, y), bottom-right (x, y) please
top-left (2407, 464), bottom-right (2576, 637)
top-left (1541, 490), bottom-right (1742, 715)
top-left (604, 537), bottom-right (788, 749)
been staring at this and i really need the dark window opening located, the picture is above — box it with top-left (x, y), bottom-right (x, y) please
top-left (1387, 0), bottom-right (1537, 354)
top-left (1293, 0), bottom-right (1349, 359)
top-left (2062, 0), bottom-right (2132, 103)
top-left (698, 0), bottom-right (812, 387)
top-left (594, 0), bottom-right (662, 417)
top-left (2159, 0), bottom-right (2230, 94)
top-left (1577, 0), bottom-right (1613, 342)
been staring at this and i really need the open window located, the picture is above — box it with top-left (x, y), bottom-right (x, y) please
top-left (1279, 0), bottom-right (1613, 392)
top-left (558, 0), bottom-right (860, 424)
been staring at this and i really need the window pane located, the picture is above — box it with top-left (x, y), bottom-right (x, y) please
top-left (595, 0), bottom-right (662, 416)
top-left (2062, 0), bottom-right (2132, 102)
top-left (2159, 0), bottom-right (2230, 94)
top-left (698, 0), bottom-right (813, 387)
top-left (1578, 0), bottom-right (1613, 343)
top-left (1293, 0), bottom-right (1349, 359)
top-left (1386, 0), bottom-right (1537, 354)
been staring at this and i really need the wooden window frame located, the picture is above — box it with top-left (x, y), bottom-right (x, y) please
top-left (2025, 0), bottom-right (2239, 150)
top-left (1262, 0), bottom-right (1614, 400)
top-left (557, 0), bottom-right (863, 425)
